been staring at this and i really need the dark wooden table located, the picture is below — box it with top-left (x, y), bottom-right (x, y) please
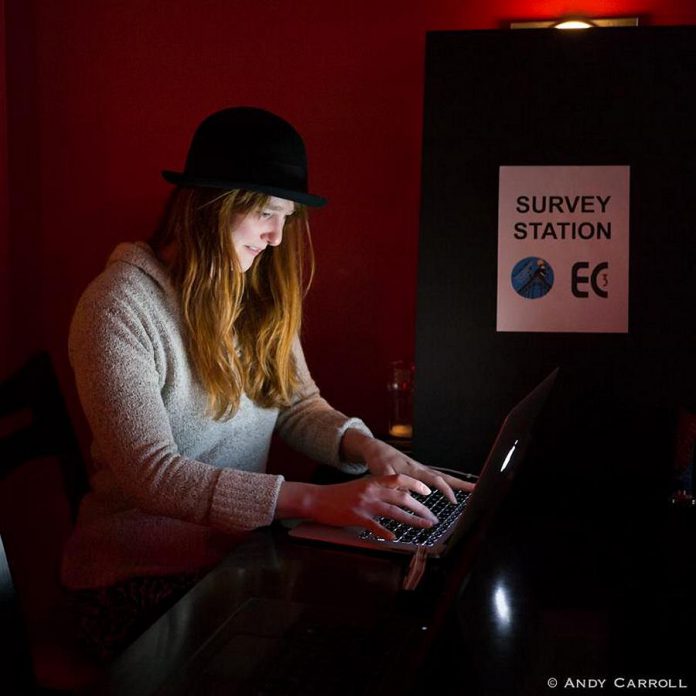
top-left (93, 460), bottom-right (695, 696)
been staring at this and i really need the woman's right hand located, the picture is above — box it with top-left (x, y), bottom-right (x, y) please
top-left (276, 475), bottom-right (439, 540)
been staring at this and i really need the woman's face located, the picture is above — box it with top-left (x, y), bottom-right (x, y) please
top-left (230, 196), bottom-right (295, 272)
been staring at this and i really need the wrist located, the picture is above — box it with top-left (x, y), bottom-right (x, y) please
top-left (275, 480), bottom-right (319, 520)
top-left (340, 428), bottom-right (378, 463)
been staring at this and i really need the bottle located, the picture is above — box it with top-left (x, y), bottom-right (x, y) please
top-left (387, 360), bottom-right (414, 440)
top-left (672, 403), bottom-right (696, 506)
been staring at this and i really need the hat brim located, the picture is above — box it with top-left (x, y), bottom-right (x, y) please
top-left (161, 170), bottom-right (327, 207)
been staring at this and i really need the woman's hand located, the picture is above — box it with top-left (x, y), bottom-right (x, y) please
top-left (275, 429), bottom-right (477, 540)
top-left (277, 475), bottom-right (439, 540)
top-left (341, 429), bottom-right (475, 504)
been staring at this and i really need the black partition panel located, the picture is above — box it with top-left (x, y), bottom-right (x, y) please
top-left (414, 27), bottom-right (696, 494)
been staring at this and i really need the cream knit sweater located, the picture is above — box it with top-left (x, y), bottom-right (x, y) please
top-left (62, 242), bottom-right (370, 588)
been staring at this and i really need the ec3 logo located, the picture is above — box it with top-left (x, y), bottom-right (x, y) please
top-left (571, 261), bottom-right (609, 298)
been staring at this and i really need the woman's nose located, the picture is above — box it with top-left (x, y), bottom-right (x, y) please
top-left (263, 220), bottom-right (284, 246)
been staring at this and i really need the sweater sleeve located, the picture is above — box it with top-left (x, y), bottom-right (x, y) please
top-left (274, 337), bottom-right (372, 475)
top-left (69, 282), bottom-right (282, 533)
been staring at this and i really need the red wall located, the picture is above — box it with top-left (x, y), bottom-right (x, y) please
top-left (0, 0), bottom-right (9, 373)
top-left (4, 0), bottom-right (696, 451)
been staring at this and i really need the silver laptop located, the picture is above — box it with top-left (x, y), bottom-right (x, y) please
top-left (289, 368), bottom-right (558, 558)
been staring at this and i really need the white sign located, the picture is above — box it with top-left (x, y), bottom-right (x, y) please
top-left (497, 166), bottom-right (630, 333)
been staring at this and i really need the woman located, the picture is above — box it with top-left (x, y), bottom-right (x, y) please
top-left (63, 107), bottom-right (472, 657)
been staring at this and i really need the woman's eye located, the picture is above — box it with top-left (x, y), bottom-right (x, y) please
top-left (259, 211), bottom-right (272, 219)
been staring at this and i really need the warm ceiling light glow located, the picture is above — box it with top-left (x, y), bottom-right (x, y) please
top-left (554, 20), bottom-right (594, 29)
top-left (509, 17), bottom-right (639, 30)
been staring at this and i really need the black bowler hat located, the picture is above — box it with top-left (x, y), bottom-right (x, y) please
top-left (162, 107), bottom-right (327, 207)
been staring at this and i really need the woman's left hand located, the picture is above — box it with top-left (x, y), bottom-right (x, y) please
top-left (341, 429), bottom-right (475, 503)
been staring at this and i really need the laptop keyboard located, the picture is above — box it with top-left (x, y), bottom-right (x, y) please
top-left (359, 488), bottom-right (471, 547)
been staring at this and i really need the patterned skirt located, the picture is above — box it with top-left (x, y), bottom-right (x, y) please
top-left (70, 571), bottom-right (205, 661)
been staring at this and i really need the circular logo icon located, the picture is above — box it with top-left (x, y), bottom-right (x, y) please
top-left (511, 257), bottom-right (554, 299)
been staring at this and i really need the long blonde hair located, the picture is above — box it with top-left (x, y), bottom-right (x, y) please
top-left (150, 187), bottom-right (314, 419)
